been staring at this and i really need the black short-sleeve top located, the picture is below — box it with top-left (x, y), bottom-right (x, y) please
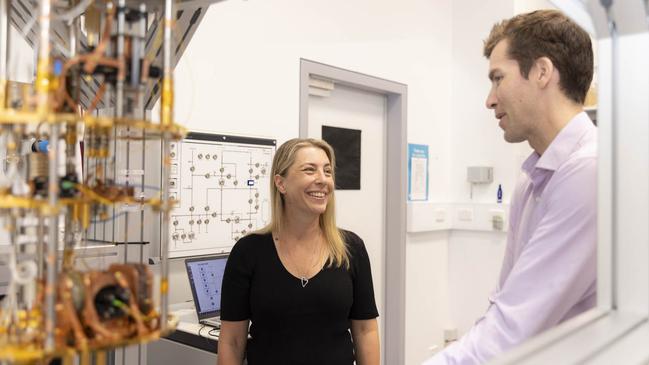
top-left (220, 230), bottom-right (379, 365)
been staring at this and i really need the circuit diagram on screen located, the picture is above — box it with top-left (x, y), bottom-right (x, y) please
top-left (168, 133), bottom-right (275, 258)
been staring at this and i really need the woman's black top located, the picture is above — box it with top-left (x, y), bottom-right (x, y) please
top-left (220, 230), bottom-right (379, 365)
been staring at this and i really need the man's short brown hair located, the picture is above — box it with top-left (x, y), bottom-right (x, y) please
top-left (483, 9), bottom-right (593, 105)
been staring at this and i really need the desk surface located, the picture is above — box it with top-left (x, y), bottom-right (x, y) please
top-left (167, 301), bottom-right (219, 353)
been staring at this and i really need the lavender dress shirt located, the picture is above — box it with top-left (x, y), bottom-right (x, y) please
top-left (423, 112), bottom-right (597, 365)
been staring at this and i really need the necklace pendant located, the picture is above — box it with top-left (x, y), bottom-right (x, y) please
top-left (300, 277), bottom-right (308, 287)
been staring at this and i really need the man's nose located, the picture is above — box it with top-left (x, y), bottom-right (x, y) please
top-left (485, 88), bottom-right (497, 110)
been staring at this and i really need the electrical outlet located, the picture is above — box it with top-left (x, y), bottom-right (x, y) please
top-left (458, 208), bottom-right (473, 221)
top-left (490, 209), bottom-right (505, 230)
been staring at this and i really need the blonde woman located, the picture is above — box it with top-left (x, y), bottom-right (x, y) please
top-left (217, 138), bottom-right (380, 365)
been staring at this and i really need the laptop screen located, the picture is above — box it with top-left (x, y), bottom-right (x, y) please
top-left (185, 255), bottom-right (228, 319)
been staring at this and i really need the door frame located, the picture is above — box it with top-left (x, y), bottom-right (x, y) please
top-left (299, 58), bottom-right (407, 364)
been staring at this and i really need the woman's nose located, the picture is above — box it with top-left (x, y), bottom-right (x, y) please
top-left (314, 169), bottom-right (326, 183)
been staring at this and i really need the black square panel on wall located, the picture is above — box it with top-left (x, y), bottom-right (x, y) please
top-left (321, 125), bottom-right (361, 190)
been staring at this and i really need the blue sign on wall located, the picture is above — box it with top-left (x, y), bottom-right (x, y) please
top-left (408, 144), bottom-right (429, 201)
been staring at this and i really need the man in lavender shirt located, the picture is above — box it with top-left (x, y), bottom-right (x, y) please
top-left (423, 9), bottom-right (597, 365)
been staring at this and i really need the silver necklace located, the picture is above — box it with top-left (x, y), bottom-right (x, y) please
top-left (274, 234), bottom-right (322, 288)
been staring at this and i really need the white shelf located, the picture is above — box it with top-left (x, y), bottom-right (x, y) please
top-left (407, 202), bottom-right (510, 233)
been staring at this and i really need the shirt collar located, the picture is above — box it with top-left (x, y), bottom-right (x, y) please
top-left (522, 112), bottom-right (594, 179)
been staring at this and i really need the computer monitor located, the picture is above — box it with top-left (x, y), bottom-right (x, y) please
top-left (185, 254), bottom-right (228, 321)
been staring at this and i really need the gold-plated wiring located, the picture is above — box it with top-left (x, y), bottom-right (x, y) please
top-left (0, 111), bottom-right (186, 138)
top-left (0, 0), bottom-right (184, 360)
top-left (0, 315), bottom-right (178, 362)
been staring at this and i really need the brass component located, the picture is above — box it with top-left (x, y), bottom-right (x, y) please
top-left (80, 352), bottom-right (91, 365)
top-left (49, 264), bottom-right (161, 351)
top-left (160, 77), bottom-right (174, 126)
top-left (72, 202), bottom-right (80, 224)
top-left (0, 191), bottom-right (141, 210)
top-left (83, 4), bottom-right (102, 48)
top-left (109, 264), bottom-right (155, 324)
top-left (28, 153), bottom-right (48, 180)
top-left (0, 111), bottom-right (186, 138)
top-left (160, 279), bottom-right (169, 294)
top-left (81, 202), bottom-right (90, 229)
top-left (96, 350), bottom-right (107, 365)
top-left (0, 0), bottom-right (183, 359)
top-left (35, 58), bottom-right (51, 114)
top-left (0, 316), bottom-right (177, 362)
top-left (0, 79), bottom-right (6, 110)
top-left (62, 250), bottom-right (76, 271)
top-left (65, 123), bottom-right (77, 146)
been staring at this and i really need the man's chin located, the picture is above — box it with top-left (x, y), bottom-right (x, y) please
top-left (504, 134), bottom-right (525, 144)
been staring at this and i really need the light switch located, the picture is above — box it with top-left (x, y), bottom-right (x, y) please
top-left (435, 209), bottom-right (446, 222)
top-left (458, 208), bottom-right (473, 221)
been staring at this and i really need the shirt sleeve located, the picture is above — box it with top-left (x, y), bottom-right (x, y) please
top-left (346, 231), bottom-right (380, 320)
top-left (220, 236), bottom-right (255, 321)
top-left (423, 157), bottom-right (597, 365)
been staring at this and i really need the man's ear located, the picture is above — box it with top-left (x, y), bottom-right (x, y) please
top-left (533, 57), bottom-right (554, 89)
top-left (274, 174), bottom-right (286, 194)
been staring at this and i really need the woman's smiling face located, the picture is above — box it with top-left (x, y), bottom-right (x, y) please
top-left (275, 146), bottom-right (334, 218)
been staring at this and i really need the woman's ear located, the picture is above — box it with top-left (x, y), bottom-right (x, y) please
top-left (274, 174), bottom-right (286, 194)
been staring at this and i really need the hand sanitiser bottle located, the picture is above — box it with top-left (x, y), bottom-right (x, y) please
top-left (497, 184), bottom-right (503, 203)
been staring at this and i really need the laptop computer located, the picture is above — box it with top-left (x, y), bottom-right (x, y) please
top-left (185, 254), bottom-right (229, 328)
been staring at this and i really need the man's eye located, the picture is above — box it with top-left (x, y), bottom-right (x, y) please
top-left (494, 76), bottom-right (503, 83)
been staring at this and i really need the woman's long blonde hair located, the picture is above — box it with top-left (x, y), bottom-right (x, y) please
top-left (255, 138), bottom-right (350, 269)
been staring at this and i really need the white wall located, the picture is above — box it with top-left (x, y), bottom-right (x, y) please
top-left (174, 0), bottom-right (454, 190)
top-left (447, 230), bottom-right (507, 335)
top-left (444, 0), bottom-right (518, 346)
top-left (172, 1), bottom-right (455, 363)
top-left (173, 1), bottom-right (560, 363)
top-left (444, 0), bottom-right (557, 349)
top-left (450, 0), bottom-right (527, 206)
top-left (405, 230), bottom-right (450, 364)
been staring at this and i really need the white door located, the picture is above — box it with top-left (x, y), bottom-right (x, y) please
top-left (308, 82), bottom-right (387, 350)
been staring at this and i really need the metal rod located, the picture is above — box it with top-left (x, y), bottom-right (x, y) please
top-left (139, 3), bottom-right (147, 265)
top-left (34, 0), bottom-right (58, 352)
top-left (37, 215), bottom-right (44, 278)
top-left (104, 83), bottom-right (111, 242)
top-left (36, 0), bottom-right (51, 114)
top-left (602, 0), bottom-right (618, 310)
top-left (45, 123), bottom-right (59, 352)
top-left (8, 211), bottom-right (16, 264)
top-left (0, 0), bottom-right (9, 109)
top-left (116, 0), bottom-right (125, 120)
top-left (116, 0), bottom-right (129, 264)
top-left (159, 0), bottom-right (174, 330)
top-left (63, 16), bottom-right (78, 267)
top-left (161, 0), bottom-right (174, 128)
